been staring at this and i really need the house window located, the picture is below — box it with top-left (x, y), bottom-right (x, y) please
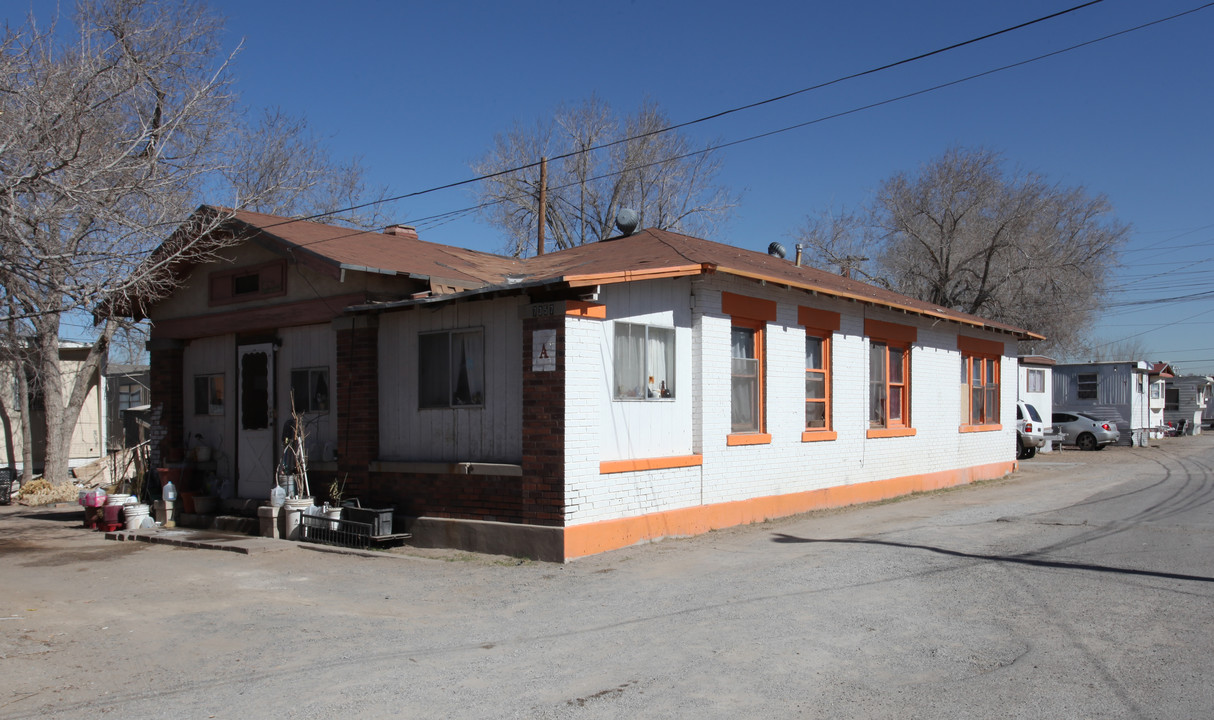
top-left (962, 354), bottom-right (1000, 425)
top-left (805, 335), bottom-right (829, 429)
top-left (866, 319), bottom-right (917, 438)
top-left (723, 292), bottom-right (776, 445)
top-left (419, 328), bottom-right (484, 409)
top-left (117, 382), bottom-right (144, 412)
top-left (193, 374), bottom-right (224, 416)
top-left (1136, 375), bottom-right (1144, 394)
top-left (870, 342), bottom-right (910, 427)
top-left (290, 368), bottom-right (330, 413)
top-left (731, 322), bottom-right (763, 433)
top-left (1165, 388), bottom-right (1180, 412)
top-left (1151, 382), bottom-right (1162, 400)
top-left (613, 322), bottom-right (675, 400)
top-left (798, 306), bottom-right (840, 441)
top-left (1026, 368), bottom-right (1045, 394)
top-left (1077, 373), bottom-right (1098, 400)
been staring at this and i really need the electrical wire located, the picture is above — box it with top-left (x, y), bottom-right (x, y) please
top-left (255, 0), bottom-right (1143, 230)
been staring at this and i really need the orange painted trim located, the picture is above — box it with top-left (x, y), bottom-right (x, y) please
top-left (866, 427), bottom-right (917, 439)
top-left (565, 300), bottom-right (606, 319)
top-left (960, 424), bottom-right (1003, 433)
top-left (798, 306), bottom-right (841, 332)
top-left (564, 264), bottom-right (707, 288)
top-left (722, 292), bottom-right (778, 321)
top-left (958, 335), bottom-right (1005, 356)
top-left (865, 318), bottom-right (917, 343)
top-left (600, 455), bottom-right (704, 474)
top-left (716, 267), bottom-right (1044, 341)
top-left (727, 433), bottom-right (772, 446)
top-left (564, 460), bottom-right (1017, 559)
top-left (801, 430), bottom-right (838, 442)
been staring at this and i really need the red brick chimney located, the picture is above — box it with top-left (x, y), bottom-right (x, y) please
top-left (383, 224), bottom-right (418, 241)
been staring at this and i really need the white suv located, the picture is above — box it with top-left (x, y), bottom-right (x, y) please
top-left (1016, 401), bottom-right (1045, 459)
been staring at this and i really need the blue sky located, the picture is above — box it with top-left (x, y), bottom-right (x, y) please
top-left (20, 1), bottom-right (1214, 372)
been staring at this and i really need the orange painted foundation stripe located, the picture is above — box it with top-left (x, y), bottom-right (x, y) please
top-left (600, 455), bottom-right (704, 474)
top-left (564, 461), bottom-right (1015, 559)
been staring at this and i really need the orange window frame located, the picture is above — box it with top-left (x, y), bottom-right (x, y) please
top-left (961, 353), bottom-right (1001, 428)
top-left (868, 340), bottom-right (912, 434)
top-left (804, 332), bottom-right (833, 439)
top-left (729, 317), bottom-right (767, 438)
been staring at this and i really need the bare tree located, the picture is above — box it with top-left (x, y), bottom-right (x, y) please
top-left (472, 97), bottom-right (740, 257)
top-left (224, 107), bottom-right (393, 229)
top-left (792, 147), bottom-right (1127, 353)
top-left (0, 0), bottom-right (239, 484)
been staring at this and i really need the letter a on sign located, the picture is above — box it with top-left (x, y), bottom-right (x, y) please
top-left (533, 329), bottom-right (556, 372)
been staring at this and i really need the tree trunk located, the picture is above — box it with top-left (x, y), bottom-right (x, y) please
top-left (16, 356), bottom-right (35, 484)
top-left (37, 317), bottom-right (116, 486)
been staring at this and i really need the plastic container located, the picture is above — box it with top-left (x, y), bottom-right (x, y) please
top-left (270, 485), bottom-right (286, 508)
top-left (105, 493), bottom-right (132, 506)
top-left (84, 489), bottom-right (107, 507)
top-left (124, 504), bottom-right (150, 530)
top-left (163, 481), bottom-right (177, 502)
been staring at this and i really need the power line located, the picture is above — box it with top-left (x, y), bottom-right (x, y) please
top-left (265, 0), bottom-right (1128, 230)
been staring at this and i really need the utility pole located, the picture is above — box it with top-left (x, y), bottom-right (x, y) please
top-left (536, 156), bottom-right (547, 256)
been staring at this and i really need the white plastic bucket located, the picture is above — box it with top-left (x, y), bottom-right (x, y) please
top-left (124, 504), bottom-right (150, 530)
top-left (106, 494), bottom-right (132, 506)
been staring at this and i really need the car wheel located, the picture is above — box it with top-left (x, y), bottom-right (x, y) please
top-left (1024, 446), bottom-right (1037, 459)
top-left (1077, 433), bottom-right (1097, 451)
top-left (1016, 438), bottom-right (1026, 460)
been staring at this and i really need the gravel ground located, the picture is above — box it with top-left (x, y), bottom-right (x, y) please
top-left (1, 435), bottom-right (1212, 719)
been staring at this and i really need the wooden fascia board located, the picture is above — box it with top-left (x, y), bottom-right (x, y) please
top-left (715, 266), bottom-right (1043, 341)
top-left (562, 263), bottom-right (710, 288)
top-left (149, 292), bottom-right (366, 340)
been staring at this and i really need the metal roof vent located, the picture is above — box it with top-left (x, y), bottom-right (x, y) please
top-left (614, 208), bottom-right (639, 237)
top-left (767, 241), bottom-right (786, 259)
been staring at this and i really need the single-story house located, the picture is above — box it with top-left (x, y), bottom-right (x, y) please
top-left (128, 206), bottom-right (1040, 561)
top-left (1053, 360), bottom-right (1166, 446)
top-left (1163, 374), bottom-right (1213, 435)
top-left (1018, 355), bottom-right (1055, 451)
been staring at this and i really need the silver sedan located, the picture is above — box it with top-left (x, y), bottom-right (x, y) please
top-left (1051, 411), bottom-right (1120, 450)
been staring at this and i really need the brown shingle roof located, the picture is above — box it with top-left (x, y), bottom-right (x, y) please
top-left (164, 207), bottom-right (1038, 340)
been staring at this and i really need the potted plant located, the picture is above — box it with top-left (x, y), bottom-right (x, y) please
top-left (323, 476), bottom-right (346, 530)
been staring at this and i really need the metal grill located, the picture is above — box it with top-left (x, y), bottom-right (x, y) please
top-left (299, 512), bottom-right (374, 550)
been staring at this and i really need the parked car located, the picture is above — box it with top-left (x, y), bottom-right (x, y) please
top-left (1051, 411), bottom-right (1120, 450)
top-left (1016, 401), bottom-right (1046, 459)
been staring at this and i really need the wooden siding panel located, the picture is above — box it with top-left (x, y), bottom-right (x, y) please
top-left (277, 324), bottom-right (337, 457)
top-left (379, 298), bottom-right (522, 463)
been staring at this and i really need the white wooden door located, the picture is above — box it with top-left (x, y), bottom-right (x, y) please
top-left (237, 343), bottom-right (275, 500)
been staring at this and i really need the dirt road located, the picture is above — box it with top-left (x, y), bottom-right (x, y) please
top-left (2, 438), bottom-right (1212, 719)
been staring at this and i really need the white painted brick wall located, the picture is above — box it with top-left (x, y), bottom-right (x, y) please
top-left (565, 275), bottom-right (1019, 526)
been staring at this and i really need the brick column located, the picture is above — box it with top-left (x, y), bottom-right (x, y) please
top-left (521, 315), bottom-right (566, 526)
top-left (333, 316), bottom-right (379, 498)
top-left (146, 338), bottom-right (185, 468)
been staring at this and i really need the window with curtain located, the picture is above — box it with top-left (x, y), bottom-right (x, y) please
top-left (290, 368), bottom-right (330, 413)
top-left (1026, 368), bottom-right (1045, 393)
top-left (961, 353), bottom-right (1000, 425)
top-left (613, 322), bottom-right (675, 400)
top-left (731, 323), bottom-right (761, 432)
top-left (419, 328), bottom-right (485, 409)
top-left (193, 374), bottom-right (224, 416)
top-left (869, 341), bottom-right (910, 429)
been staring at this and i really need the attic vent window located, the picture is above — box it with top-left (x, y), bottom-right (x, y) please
top-left (233, 273), bottom-right (260, 295)
top-left (208, 259), bottom-right (287, 306)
